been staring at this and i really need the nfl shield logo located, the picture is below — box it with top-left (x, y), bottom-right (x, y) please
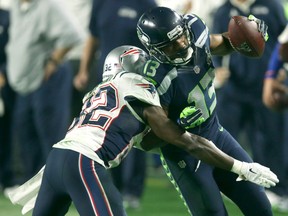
top-left (193, 66), bottom-right (200, 74)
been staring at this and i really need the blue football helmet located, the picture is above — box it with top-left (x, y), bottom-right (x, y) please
top-left (137, 7), bottom-right (193, 65)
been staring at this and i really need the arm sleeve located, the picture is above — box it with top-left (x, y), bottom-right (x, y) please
top-left (265, 43), bottom-right (283, 79)
top-left (210, 8), bottom-right (229, 67)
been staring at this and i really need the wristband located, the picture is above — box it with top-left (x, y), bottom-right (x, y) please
top-left (231, 159), bottom-right (243, 174)
top-left (264, 70), bottom-right (277, 79)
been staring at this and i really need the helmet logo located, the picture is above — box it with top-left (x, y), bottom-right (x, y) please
top-left (167, 25), bottom-right (184, 41)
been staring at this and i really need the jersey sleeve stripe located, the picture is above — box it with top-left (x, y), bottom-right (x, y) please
top-left (157, 68), bottom-right (177, 96)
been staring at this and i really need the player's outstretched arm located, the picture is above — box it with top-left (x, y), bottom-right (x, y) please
top-left (142, 105), bottom-right (279, 188)
top-left (210, 15), bottom-right (268, 57)
top-left (142, 105), bottom-right (234, 170)
top-left (209, 32), bottom-right (235, 56)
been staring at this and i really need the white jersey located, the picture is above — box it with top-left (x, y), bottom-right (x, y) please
top-left (53, 72), bottom-right (161, 168)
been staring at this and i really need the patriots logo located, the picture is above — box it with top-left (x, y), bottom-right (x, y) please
top-left (120, 48), bottom-right (141, 58)
top-left (136, 83), bottom-right (157, 98)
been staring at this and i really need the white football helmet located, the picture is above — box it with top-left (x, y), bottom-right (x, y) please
top-left (102, 45), bottom-right (150, 82)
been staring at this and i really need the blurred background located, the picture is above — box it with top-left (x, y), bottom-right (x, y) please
top-left (1, 0), bottom-right (288, 215)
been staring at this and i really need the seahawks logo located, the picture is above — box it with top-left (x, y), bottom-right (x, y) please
top-left (236, 42), bottom-right (252, 52)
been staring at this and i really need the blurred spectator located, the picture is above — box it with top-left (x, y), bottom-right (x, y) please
top-left (212, 0), bottom-right (288, 211)
top-left (74, 0), bottom-right (157, 209)
top-left (63, 0), bottom-right (93, 121)
top-left (262, 26), bottom-right (288, 212)
top-left (190, 0), bottom-right (225, 29)
top-left (263, 34), bottom-right (288, 111)
top-left (0, 4), bottom-right (16, 192)
top-left (263, 0), bottom-right (288, 112)
top-left (6, 0), bottom-right (84, 184)
top-left (155, 0), bottom-right (192, 14)
top-left (155, 0), bottom-right (226, 30)
top-left (0, 0), bottom-right (10, 9)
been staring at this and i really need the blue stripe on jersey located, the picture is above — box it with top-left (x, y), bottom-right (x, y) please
top-left (157, 68), bottom-right (177, 96)
top-left (266, 43), bottom-right (283, 79)
top-left (184, 14), bottom-right (209, 48)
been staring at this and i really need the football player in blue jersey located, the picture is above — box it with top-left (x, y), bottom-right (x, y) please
top-left (213, 1), bottom-right (288, 208)
top-left (8, 45), bottom-right (278, 216)
top-left (137, 6), bottom-right (274, 216)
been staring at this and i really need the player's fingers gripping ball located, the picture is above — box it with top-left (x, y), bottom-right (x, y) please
top-left (178, 106), bottom-right (205, 129)
top-left (228, 15), bottom-right (267, 58)
top-left (248, 15), bottom-right (269, 42)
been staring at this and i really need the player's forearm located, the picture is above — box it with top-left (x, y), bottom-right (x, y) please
top-left (144, 106), bottom-right (234, 171)
top-left (140, 130), bottom-right (167, 151)
top-left (151, 118), bottom-right (234, 170)
top-left (79, 36), bottom-right (98, 72)
top-left (210, 33), bottom-right (234, 56)
top-left (176, 132), bottom-right (234, 171)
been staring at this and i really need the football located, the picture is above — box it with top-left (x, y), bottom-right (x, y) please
top-left (228, 15), bottom-right (265, 58)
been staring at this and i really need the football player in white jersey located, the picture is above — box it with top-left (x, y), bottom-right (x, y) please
top-left (9, 46), bottom-right (278, 216)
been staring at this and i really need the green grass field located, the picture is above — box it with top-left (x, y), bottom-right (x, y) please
top-left (1, 174), bottom-right (287, 216)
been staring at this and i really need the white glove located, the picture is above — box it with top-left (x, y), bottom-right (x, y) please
top-left (231, 159), bottom-right (279, 188)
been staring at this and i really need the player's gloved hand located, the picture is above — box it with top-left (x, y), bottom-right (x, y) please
top-left (248, 15), bottom-right (269, 42)
top-left (231, 159), bottom-right (279, 188)
top-left (177, 106), bottom-right (205, 129)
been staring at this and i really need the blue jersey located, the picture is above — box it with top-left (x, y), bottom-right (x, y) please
top-left (138, 12), bottom-right (274, 216)
top-left (142, 14), bottom-right (217, 132)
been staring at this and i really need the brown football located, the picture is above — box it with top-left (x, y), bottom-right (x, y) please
top-left (228, 15), bottom-right (265, 58)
